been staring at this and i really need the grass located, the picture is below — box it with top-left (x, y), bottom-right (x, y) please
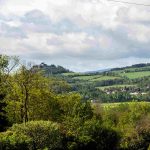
top-left (112, 66), bottom-right (150, 74)
top-left (91, 76), bottom-right (120, 82)
top-left (73, 75), bottom-right (102, 80)
top-left (62, 72), bottom-right (82, 77)
top-left (63, 70), bottom-right (150, 81)
top-left (124, 66), bottom-right (150, 72)
top-left (97, 84), bottom-right (136, 90)
top-left (95, 101), bottom-right (150, 109)
top-left (119, 71), bottom-right (150, 79)
top-left (73, 75), bottom-right (120, 81)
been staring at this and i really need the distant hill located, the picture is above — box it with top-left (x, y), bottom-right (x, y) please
top-left (30, 62), bottom-right (150, 102)
top-left (84, 68), bottom-right (111, 74)
top-left (31, 62), bottom-right (150, 76)
top-left (111, 63), bottom-right (150, 71)
top-left (84, 63), bottom-right (150, 74)
top-left (32, 63), bottom-right (70, 75)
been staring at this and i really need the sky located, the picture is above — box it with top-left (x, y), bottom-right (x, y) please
top-left (0, 0), bottom-right (150, 72)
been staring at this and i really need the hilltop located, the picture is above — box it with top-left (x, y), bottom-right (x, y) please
top-left (32, 62), bottom-right (70, 75)
top-left (111, 63), bottom-right (150, 71)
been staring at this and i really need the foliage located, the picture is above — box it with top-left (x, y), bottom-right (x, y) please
top-left (0, 121), bottom-right (62, 150)
top-left (32, 63), bottom-right (70, 75)
top-left (100, 102), bottom-right (150, 149)
top-left (1, 56), bottom-right (150, 150)
top-left (0, 55), bottom-right (19, 131)
top-left (5, 65), bottom-right (70, 123)
top-left (61, 118), bottom-right (119, 150)
top-left (0, 130), bottom-right (30, 150)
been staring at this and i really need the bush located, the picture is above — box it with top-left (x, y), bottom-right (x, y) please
top-left (62, 118), bottom-right (120, 150)
top-left (0, 130), bottom-right (30, 150)
top-left (77, 119), bottom-right (120, 150)
top-left (0, 121), bottom-right (62, 150)
top-left (119, 115), bottom-right (150, 150)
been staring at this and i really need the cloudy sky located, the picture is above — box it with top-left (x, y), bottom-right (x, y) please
top-left (0, 0), bottom-right (150, 72)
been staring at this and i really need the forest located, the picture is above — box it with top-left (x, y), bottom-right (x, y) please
top-left (0, 55), bottom-right (150, 150)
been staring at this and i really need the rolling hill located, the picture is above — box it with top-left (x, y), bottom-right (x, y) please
top-left (32, 62), bottom-right (150, 102)
top-left (60, 63), bottom-right (150, 103)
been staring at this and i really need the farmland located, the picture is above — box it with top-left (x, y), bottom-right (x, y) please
top-left (100, 101), bottom-right (150, 108)
top-left (72, 75), bottom-right (119, 81)
top-left (119, 71), bottom-right (150, 79)
top-left (96, 84), bottom-right (136, 91)
top-left (60, 63), bottom-right (150, 103)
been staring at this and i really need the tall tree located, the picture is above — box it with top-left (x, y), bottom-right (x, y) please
top-left (5, 64), bottom-right (66, 123)
top-left (0, 55), bottom-right (18, 131)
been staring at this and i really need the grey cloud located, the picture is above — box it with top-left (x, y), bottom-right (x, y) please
top-left (45, 23), bottom-right (150, 61)
top-left (20, 49), bottom-right (150, 72)
top-left (0, 22), bottom-right (27, 39)
top-left (47, 38), bottom-right (63, 46)
top-left (99, 26), bottom-right (150, 59)
top-left (21, 10), bottom-right (80, 34)
top-left (21, 9), bottom-right (51, 25)
top-left (0, 14), bottom-right (12, 22)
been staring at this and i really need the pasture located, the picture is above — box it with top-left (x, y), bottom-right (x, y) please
top-left (119, 71), bottom-right (150, 79)
top-left (93, 101), bottom-right (150, 109)
top-left (97, 84), bottom-right (136, 91)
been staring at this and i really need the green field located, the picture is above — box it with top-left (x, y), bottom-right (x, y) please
top-left (99, 101), bottom-right (150, 108)
top-left (97, 84), bottom-right (136, 90)
top-left (73, 75), bottom-right (120, 82)
top-left (73, 75), bottom-right (102, 80)
top-left (113, 66), bottom-right (150, 74)
top-left (62, 72), bottom-right (82, 76)
top-left (91, 76), bottom-right (120, 82)
top-left (119, 71), bottom-right (150, 79)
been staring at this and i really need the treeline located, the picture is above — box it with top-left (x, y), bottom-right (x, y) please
top-left (111, 63), bottom-right (150, 71)
top-left (32, 62), bottom-right (70, 75)
top-left (0, 55), bottom-right (150, 150)
top-left (69, 79), bottom-right (150, 103)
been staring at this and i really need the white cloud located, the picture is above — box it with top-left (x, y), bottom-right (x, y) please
top-left (0, 0), bottom-right (150, 71)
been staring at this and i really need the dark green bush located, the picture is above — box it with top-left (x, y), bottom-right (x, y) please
top-left (0, 121), bottom-right (62, 150)
top-left (0, 130), bottom-right (30, 150)
top-left (77, 119), bottom-right (120, 150)
top-left (62, 118), bottom-right (120, 150)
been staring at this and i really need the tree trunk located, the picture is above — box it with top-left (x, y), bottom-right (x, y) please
top-left (24, 84), bottom-right (29, 123)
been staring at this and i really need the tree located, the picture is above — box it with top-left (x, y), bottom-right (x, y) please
top-left (6, 65), bottom-right (48, 123)
top-left (5, 64), bottom-right (71, 123)
top-left (0, 55), bottom-right (19, 131)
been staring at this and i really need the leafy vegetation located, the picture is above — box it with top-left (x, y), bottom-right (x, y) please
top-left (100, 102), bottom-right (150, 150)
top-left (0, 121), bottom-right (62, 150)
top-left (0, 55), bottom-right (150, 150)
top-left (32, 63), bottom-right (70, 75)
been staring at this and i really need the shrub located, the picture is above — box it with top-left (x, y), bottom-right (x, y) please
top-left (120, 115), bottom-right (150, 150)
top-left (0, 121), bottom-right (62, 150)
top-left (77, 119), bottom-right (120, 150)
top-left (62, 117), bottom-right (120, 150)
top-left (0, 130), bottom-right (30, 150)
